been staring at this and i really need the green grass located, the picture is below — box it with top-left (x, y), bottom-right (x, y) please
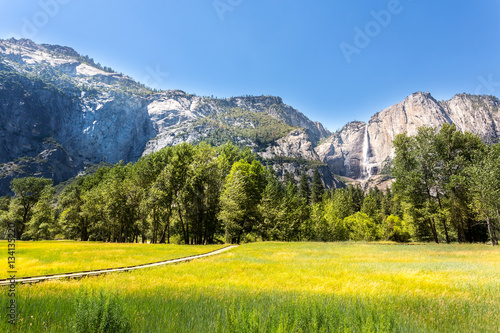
top-left (0, 241), bottom-right (225, 279)
top-left (2, 242), bottom-right (499, 332)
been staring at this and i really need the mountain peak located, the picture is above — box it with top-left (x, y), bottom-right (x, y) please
top-left (1, 38), bottom-right (499, 193)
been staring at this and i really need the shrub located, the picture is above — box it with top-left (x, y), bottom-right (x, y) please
top-left (72, 290), bottom-right (131, 333)
top-left (385, 215), bottom-right (411, 243)
top-left (344, 212), bottom-right (380, 241)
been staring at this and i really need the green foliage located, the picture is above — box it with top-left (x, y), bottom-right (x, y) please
top-left (256, 167), bottom-right (284, 241)
top-left (25, 186), bottom-right (58, 240)
top-left (392, 124), bottom-right (494, 244)
top-left (361, 194), bottom-right (379, 220)
top-left (279, 177), bottom-right (307, 241)
top-left (71, 290), bottom-right (131, 333)
top-left (297, 172), bottom-right (311, 204)
top-left (195, 107), bottom-right (295, 147)
top-left (385, 215), bottom-right (412, 243)
top-left (346, 185), bottom-right (364, 212)
top-left (54, 143), bottom-right (263, 245)
top-left (321, 194), bottom-right (349, 241)
top-left (0, 195), bottom-right (10, 211)
top-left (344, 212), bottom-right (380, 241)
top-left (219, 159), bottom-right (266, 243)
top-left (10, 177), bottom-right (53, 239)
top-left (467, 142), bottom-right (500, 245)
top-left (309, 202), bottom-right (332, 241)
top-left (311, 168), bottom-right (324, 204)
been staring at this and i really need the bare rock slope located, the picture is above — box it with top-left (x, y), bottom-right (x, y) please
top-left (1, 38), bottom-right (499, 194)
top-left (0, 38), bottom-right (337, 193)
top-left (316, 92), bottom-right (500, 180)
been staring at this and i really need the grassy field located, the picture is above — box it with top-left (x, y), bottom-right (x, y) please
top-left (2, 242), bottom-right (500, 332)
top-left (0, 241), bottom-right (226, 279)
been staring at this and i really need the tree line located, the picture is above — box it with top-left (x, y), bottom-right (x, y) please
top-left (392, 124), bottom-right (499, 245)
top-left (0, 124), bottom-right (498, 245)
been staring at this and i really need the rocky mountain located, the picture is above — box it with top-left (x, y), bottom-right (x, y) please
top-left (0, 38), bottom-right (338, 194)
top-left (1, 38), bottom-right (499, 195)
top-left (315, 92), bottom-right (500, 185)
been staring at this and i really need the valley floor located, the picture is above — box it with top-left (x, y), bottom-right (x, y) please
top-left (2, 242), bottom-right (499, 332)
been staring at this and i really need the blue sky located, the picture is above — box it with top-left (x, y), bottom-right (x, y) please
top-left (1, 0), bottom-right (499, 131)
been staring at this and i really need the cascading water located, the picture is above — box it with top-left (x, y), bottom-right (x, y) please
top-left (362, 124), bottom-right (371, 180)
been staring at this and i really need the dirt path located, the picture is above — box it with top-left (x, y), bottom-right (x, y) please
top-left (0, 245), bottom-right (237, 286)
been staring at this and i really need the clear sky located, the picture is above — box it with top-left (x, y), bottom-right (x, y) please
top-left (1, 0), bottom-right (499, 131)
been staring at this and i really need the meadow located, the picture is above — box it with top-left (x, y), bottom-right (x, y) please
top-left (2, 242), bottom-right (500, 332)
top-left (0, 241), bottom-right (225, 279)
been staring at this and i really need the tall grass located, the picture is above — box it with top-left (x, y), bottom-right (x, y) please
top-left (2, 242), bottom-right (499, 332)
top-left (71, 290), bottom-right (131, 333)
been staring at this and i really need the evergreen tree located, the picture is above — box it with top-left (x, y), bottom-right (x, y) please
top-left (361, 194), bottom-right (379, 221)
top-left (311, 168), bottom-right (324, 204)
top-left (298, 172), bottom-right (311, 204)
top-left (381, 188), bottom-right (393, 217)
top-left (347, 185), bottom-right (364, 212)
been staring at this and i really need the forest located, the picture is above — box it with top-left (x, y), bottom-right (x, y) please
top-left (1, 124), bottom-right (499, 245)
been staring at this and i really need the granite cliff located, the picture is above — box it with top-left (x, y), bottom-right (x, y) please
top-left (0, 38), bottom-right (337, 194)
top-left (315, 92), bottom-right (500, 185)
top-left (1, 38), bottom-right (499, 195)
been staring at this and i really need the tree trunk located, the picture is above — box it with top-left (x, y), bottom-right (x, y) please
top-left (185, 212), bottom-right (190, 245)
top-left (167, 221), bottom-right (170, 244)
top-left (425, 186), bottom-right (439, 244)
top-left (486, 216), bottom-right (496, 246)
top-left (430, 217), bottom-right (439, 243)
top-left (19, 206), bottom-right (30, 240)
top-left (159, 209), bottom-right (172, 244)
top-left (436, 193), bottom-right (450, 243)
top-left (81, 218), bottom-right (89, 241)
top-left (177, 206), bottom-right (188, 245)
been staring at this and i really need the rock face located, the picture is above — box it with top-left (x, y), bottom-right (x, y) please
top-left (315, 121), bottom-right (366, 180)
top-left (0, 142), bottom-right (76, 193)
top-left (1, 38), bottom-right (500, 195)
top-left (0, 38), bottom-right (336, 194)
top-left (316, 92), bottom-right (500, 179)
top-left (259, 129), bottom-right (319, 161)
top-left (142, 93), bottom-right (330, 156)
top-left (0, 38), bottom-right (154, 168)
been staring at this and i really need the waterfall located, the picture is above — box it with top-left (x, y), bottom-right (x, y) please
top-left (362, 124), bottom-right (371, 180)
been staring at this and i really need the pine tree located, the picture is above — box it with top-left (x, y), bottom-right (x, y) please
top-left (298, 172), bottom-right (311, 204)
top-left (311, 168), bottom-right (324, 204)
